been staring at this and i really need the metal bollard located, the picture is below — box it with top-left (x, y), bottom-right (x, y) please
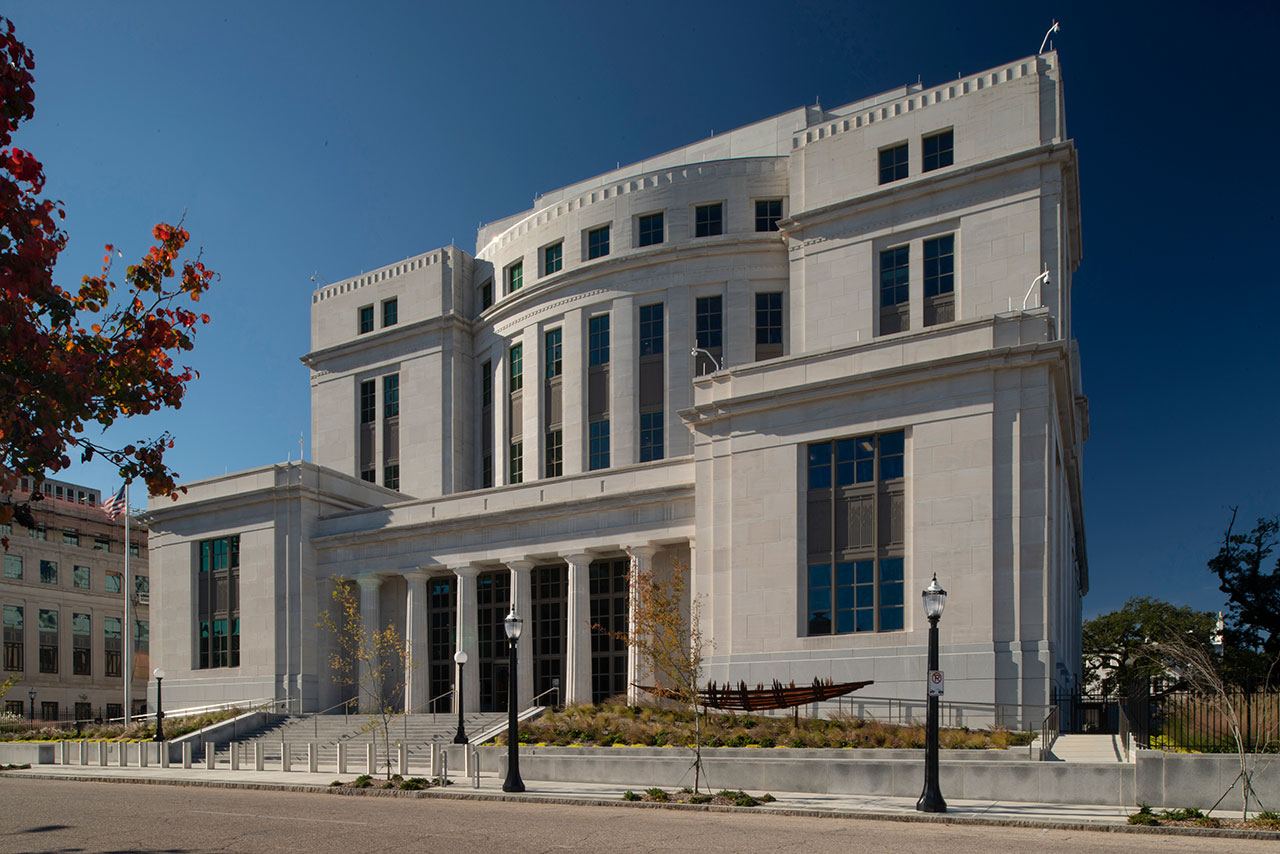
top-left (230, 743), bottom-right (240, 770)
top-left (161, 742), bottom-right (170, 768)
top-left (182, 742), bottom-right (192, 769)
top-left (337, 742), bottom-right (347, 776)
top-left (255, 742), bottom-right (264, 771)
top-left (98, 741), bottom-right (107, 766)
top-left (139, 743), bottom-right (148, 767)
top-left (205, 744), bottom-right (215, 770)
top-left (429, 743), bottom-right (438, 777)
top-left (308, 742), bottom-right (317, 774)
top-left (281, 742), bottom-right (290, 772)
top-left (118, 742), bottom-right (128, 767)
top-left (366, 743), bottom-right (376, 775)
top-left (398, 743), bottom-right (408, 777)
top-left (79, 741), bottom-right (88, 766)
top-left (472, 748), bottom-right (480, 788)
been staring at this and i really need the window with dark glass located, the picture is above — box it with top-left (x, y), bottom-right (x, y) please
top-left (383, 373), bottom-right (400, 490)
top-left (806, 431), bottom-right (906, 636)
top-left (507, 260), bottom-right (523, 293)
top-left (640, 412), bottom-right (664, 462)
top-left (481, 359), bottom-right (493, 488)
top-left (359, 379), bottom-right (376, 483)
top-left (480, 278), bottom-right (494, 310)
top-left (879, 142), bottom-right (908, 184)
top-left (639, 303), bottom-right (664, 357)
top-left (543, 242), bottom-right (563, 276)
top-left (638, 302), bottom-right (664, 462)
top-left (197, 535), bottom-right (240, 669)
top-left (38, 608), bottom-right (57, 673)
top-left (922, 129), bottom-right (953, 172)
top-left (382, 297), bottom-right (398, 327)
top-left (588, 225), bottom-right (610, 259)
top-left (62, 529), bottom-right (79, 546)
top-left (509, 344), bottom-right (523, 392)
top-left (2, 605), bottom-right (22, 672)
top-left (589, 420), bottom-right (610, 471)
top-left (755, 292), bottom-right (783, 360)
top-left (104, 572), bottom-right (121, 594)
top-left (40, 559), bottom-right (57, 585)
top-left (509, 343), bottom-right (523, 485)
top-left (73, 565), bottom-right (90, 589)
top-left (73, 612), bottom-right (91, 675)
top-left (923, 234), bottom-right (955, 326)
top-left (589, 558), bottom-right (629, 703)
top-left (3, 554), bottom-right (20, 579)
top-left (544, 429), bottom-right (563, 478)
top-left (544, 329), bottom-right (562, 380)
top-left (695, 295), bottom-right (722, 376)
top-left (104, 616), bottom-right (121, 677)
top-left (509, 441), bottom-right (523, 484)
top-left (638, 212), bottom-right (664, 247)
top-left (93, 536), bottom-right (109, 551)
top-left (544, 329), bottom-right (563, 477)
top-left (694, 203), bottom-right (723, 237)
top-left (589, 315), bottom-right (610, 367)
top-left (428, 576), bottom-right (455, 712)
top-left (358, 305), bottom-right (374, 334)
top-left (588, 314), bottom-right (610, 471)
top-left (755, 199), bottom-right (782, 232)
top-left (879, 245), bottom-right (910, 335)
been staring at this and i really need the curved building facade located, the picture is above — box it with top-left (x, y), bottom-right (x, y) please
top-left (147, 52), bottom-right (1087, 727)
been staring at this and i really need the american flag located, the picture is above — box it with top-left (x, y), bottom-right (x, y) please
top-left (102, 485), bottom-right (127, 520)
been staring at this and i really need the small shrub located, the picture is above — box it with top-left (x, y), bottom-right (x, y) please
top-left (1159, 807), bottom-right (1202, 821)
top-left (1128, 804), bottom-right (1157, 826)
top-left (1194, 816), bottom-right (1221, 828)
top-left (689, 793), bottom-right (713, 804)
top-left (759, 793), bottom-right (776, 803)
top-left (679, 786), bottom-right (692, 794)
top-left (1251, 810), bottom-right (1280, 829)
top-left (756, 737), bottom-right (776, 748)
top-left (622, 790), bottom-right (641, 801)
top-left (329, 780), bottom-right (342, 787)
top-left (381, 781), bottom-right (394, 789)
top-left (646, 787), bottom-right (669, 802)
top-left (733, 794), bottom-right (759, 807)
top-left (352, 774), bottom-right (373, 789)
top-left (400, 778), bottom-right (428, 791)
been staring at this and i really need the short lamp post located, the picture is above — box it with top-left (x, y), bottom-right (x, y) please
top-left (916, 574), bottom-right (947, 814)
top-left (28, 688), bottom-right (36, 723)
top-left (152, 668), bottom-right (166, 742)
top-left (502, 606), bottom-right (525, 793)
top-left (453, 650), bottom-right (469, 744)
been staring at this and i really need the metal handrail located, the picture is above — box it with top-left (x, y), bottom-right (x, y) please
top-left (1039, 706), bottom-right (1060, 761)
top-left (531, 686), bottom-right (560, 708)
top-left (404, 690), bottom-right (458, 740)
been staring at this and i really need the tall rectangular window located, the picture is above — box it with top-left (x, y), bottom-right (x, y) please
top-left (383, 373), bottom-right (400, 490)
top-left (694, 295), bottom-right (722, 376)
top-left (358, 305), bottom-right (374, 334)
top-left (481, 359), bottom-right (493, 488)
top-left (2, 605), bottom-right (22, 672)
top-left (480, 278), bottom-right (494, 310)
top-left (509, 344), bottom-right (523, 392)
top-left (38, 608), bottom-right (57, 673)
top-left (382, 297), bottom-right (398, 327)
top-left (879, 245), bottom-right (910, 335)
top-left (922, 129), bottom-right (954, 172)
top-left (40, 559), bottom-right (57, 585)
top-left (544, 329), bottom-right (563, 478)
top-left (694, 203), bottom-right (723, 237)
top-left (923, 234), bottom-right (955, 327)
top-left (588, 314), bottom-right (610, 472)
top-left (806, 431), bottom-right (906, 635)
top-left (638, 303), bottom-right (664, 462)
top-left (62, 529), bottom-right (79, 546)
top-left (73, 565), bottom-right (90, 589)
top-left (755, 292), bottom-right (783, 360)
top-left (3, 554), bottom-right (21, 579)
top-left (507, 260), bottom-right (523, 294)
top-left (543, 242), bottom-right (562, 276)
top-left (509, 441), bottom-right (523, 484)
top-left (105, 571), bottom-right (121, 594)
top-left (359, 379), bottom-right (376, 483)
top-left (587, 225), bottom-right (610, 259)
top-left (72, 613), bottom-right (91, 675)
top-left (544, 329), bottom-right (562, 380)
top-left (104, 616), bottom-right (121, 677)
top-left (879, 142), bottom-right (908, 184)
top-left (544, 429), bottom-right (563, 478)
top-left (638, 212), bottom-right (664, 247)
top-left (755, 199), bottom-right (782, 232)
top-left (509, 343), bottom-right (523, 485)
top-left (197, 535), bottom-right (241, 669)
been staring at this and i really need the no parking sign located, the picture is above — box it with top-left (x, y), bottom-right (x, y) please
top-left (928, 669), bottom-right (945, 697)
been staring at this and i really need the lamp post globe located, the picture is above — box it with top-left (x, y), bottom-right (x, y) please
top-left (152, 668), bottom-right (166, 742)
top-left (917, 574), bottom-right (947, 813)
top-left (453, 650), bottom-right (469, 744)
top-left (502, 606), bottom-right (525, 793)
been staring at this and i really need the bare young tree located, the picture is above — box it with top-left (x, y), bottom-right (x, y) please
top-left (1147, 634), bottom-right (1278, 819)
top-left (599, 557), bottom-right (711, 791)
top-left (318, 577), bottom-right (410, 779)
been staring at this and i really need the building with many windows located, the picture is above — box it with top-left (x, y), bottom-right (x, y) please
top-left (146, 51), bottom-right (1087, 727)
top-left (2, 477), bottom-right (150, 722)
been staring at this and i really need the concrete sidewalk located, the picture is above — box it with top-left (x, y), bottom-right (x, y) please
top-left (0, 760), bottom-right (1135, 830)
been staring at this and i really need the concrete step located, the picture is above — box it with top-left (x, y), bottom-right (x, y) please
top-left (1048, 733), bottom-right (1125, 763)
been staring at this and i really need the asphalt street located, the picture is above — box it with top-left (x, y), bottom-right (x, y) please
top-left (0, 779), bottom-right (1273, 854)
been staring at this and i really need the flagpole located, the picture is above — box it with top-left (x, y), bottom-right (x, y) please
top-left (122, 482), bottom-right (131, 727)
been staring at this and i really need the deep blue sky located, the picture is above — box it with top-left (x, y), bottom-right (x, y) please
top-left (6, 2), bottom-right (1277, 619)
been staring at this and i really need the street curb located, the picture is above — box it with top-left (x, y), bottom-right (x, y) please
top-left (4, 771), bottom-right (1279, 841)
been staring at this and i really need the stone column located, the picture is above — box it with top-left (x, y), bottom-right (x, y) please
top-left (356, 575), bottom-right (383, 714)
top-left (627, 546), bottom-right (660, 704)
top-left (453, 565), bottom-right (480, 713)
top-left (403, 569), bottom-right (431, 714)
top-left (564, 552), bottom-right (594, 706)
top-left (505, 559), bottom-right (535, 707)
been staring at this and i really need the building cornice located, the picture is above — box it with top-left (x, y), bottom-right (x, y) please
top-left (301, 312), bottom-right (472, 368)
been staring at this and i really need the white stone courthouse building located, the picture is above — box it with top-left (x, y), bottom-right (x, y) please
top-left (145, 51), bottom-right (1088, 728)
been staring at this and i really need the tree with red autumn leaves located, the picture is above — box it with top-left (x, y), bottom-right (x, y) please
top-left (0, 16), bottom-right (217, 532)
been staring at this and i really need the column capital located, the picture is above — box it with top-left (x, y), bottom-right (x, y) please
top-left (627, 545), bottom-right (660, 561)
top-left (563, 552), bottom-right (594, 568)
top-left (355, 574), bottom-right (383, 591)
top-left (403, 569), bottom-right (432, 583)
top-left (501, 558), bottom-right (536, 572)
top-left (452, 565), bottom-right (481, 579)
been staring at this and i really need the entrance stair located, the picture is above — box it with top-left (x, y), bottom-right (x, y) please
top-left (1046, 733), bottom-right (1126, 763)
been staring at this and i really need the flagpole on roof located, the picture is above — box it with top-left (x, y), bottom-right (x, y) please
top-left (122, 482), bottom-right (131, 727)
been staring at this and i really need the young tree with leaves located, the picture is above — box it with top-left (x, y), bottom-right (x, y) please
top-left (0, 16), bottom-right (216, 536)
top-left (317, 577), bottom-right (410, 779)
top-left (1083, 597), bottom-right (1216, 695)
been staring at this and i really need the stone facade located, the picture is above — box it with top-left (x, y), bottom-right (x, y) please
top-left (146, 52), bottom-right (1087, 728)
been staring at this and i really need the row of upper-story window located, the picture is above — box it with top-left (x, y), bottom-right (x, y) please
top-left (2, 552), bottom-right (147, 597)
top-left (0, 522), bottom-right (142, 556)
top-left (2, 604), bottom-right (145, 676)
top-left (16, 477), bottom-right (100, 506)
top-left (356, 296), bottom-right (399, 336)
top-left (878, 128), bottom-right (954, 186)
top-left (476, 199), bottom-right (787, 311)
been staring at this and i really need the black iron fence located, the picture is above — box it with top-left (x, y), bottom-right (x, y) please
top-left (1054, 687), bottom-right (1278, 754)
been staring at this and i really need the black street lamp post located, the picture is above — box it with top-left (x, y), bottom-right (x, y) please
top-left (28, 688), bottom-right (35, 723)
top-left (917, 574), bottom-right (947, 814)
top-left (152, 668), bottom-right (166, 742)
top-left (453, 650), bottom-right (469, 744)
top-left (502, 606), bottom-right (525, 793)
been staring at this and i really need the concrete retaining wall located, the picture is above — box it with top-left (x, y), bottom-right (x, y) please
top-left (0, 742), bottom-right (56, 765)
top-left (1135, 749), bottom-right (1280, 812)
